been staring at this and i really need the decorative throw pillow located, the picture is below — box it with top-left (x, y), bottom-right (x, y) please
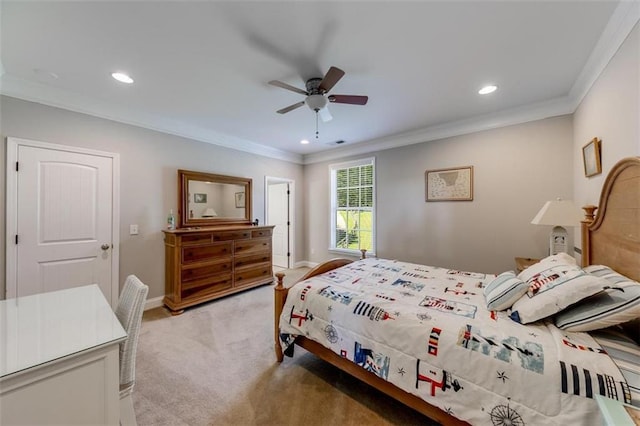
top-left (484, 271), bottom-right (528, 311)
top-left (555, 265), bottom-right (640, 331)
top-left (510, 258), bottom-right (608, 324)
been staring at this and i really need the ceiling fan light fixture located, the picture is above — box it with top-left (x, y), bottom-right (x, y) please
top-left (306, 94), bottom-right (328, 111)
top-left (300, 139), bottom-right (310, 145)
top-left (478, 84), bottom-right (497, 95)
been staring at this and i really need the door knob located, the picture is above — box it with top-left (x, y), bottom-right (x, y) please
top-left (101, 244), bottom-right (111, 251)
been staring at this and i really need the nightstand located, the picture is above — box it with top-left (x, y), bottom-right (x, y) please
top-left (514, 257), bottom-right (540, 273)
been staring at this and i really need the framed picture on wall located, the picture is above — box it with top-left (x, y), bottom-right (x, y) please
top-left (235, 192), bottom-right (245, 208)
top-left (194, 193), bottom-right (207, 203)
top-left (425, 166), bottom-right (474, 201)
top-left (582, 137), bottom-right (602, 177)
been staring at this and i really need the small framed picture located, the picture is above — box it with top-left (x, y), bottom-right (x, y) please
top-left (235, 192), bottom-right (245, 208)
top-left (425, 166), bottom-right (473, 201)
top-left (194, 193), bottom-right (207, 203)
top-left (582, 138), bottom-right (602, 177)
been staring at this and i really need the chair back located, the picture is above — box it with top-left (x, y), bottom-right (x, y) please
top-left (115, 275), bottom-right (149, 393)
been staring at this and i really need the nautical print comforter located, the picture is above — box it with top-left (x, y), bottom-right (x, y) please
top-left (279, 258), bottom-right (631, 425)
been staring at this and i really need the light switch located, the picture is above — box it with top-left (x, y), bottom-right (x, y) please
top-left (130, 224), bottom-right (139, 235)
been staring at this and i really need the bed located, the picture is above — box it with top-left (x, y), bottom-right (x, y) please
top-left (274, 156), bottom-right (640, 425)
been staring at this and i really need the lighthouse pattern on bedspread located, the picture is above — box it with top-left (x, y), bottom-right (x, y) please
top-left (279, 258), bottom-right (631, 426)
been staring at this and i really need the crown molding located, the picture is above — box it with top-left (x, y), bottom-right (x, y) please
top-left (303, 96), bottom-right (574, 165)
top-left (568, 1), bottom-right (640, 109)
top-left (0, 73), bottom-right (303, 164)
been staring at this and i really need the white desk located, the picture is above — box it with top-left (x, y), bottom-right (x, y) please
top-left (0, 284), bottom-right (127, 425)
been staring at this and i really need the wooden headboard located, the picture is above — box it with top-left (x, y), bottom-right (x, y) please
top-left (581, 156), bottom-right (640, 282)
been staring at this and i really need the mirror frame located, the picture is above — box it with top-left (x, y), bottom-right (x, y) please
top-left (178, 169), bottom-right (252, 228)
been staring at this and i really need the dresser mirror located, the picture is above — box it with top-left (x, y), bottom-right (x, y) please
top-left (178, 169), bottom-right (252, 228)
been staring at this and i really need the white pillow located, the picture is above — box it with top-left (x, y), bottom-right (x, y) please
top-left (538, 252), bottom-right (578, 266)
top-left (510, 258), bottom-right (608, 324)
top-left (555, 265), bottom-right (640, 331)
top-left (484, 271), bottom-right (528, 311)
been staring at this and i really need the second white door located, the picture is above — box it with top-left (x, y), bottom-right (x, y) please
top-left (267, 182), bottom-right (290, 269)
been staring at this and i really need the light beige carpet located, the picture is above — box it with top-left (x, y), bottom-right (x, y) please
top-left (134, 268), bottom-right (439, 426)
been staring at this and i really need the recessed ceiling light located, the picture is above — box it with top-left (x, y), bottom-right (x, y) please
top-left (112, 72), bottom-right (134, 84)
top-left (478, 85), bottom-right (497, 95)
top-left (300, 139), bottom-right (310, 145)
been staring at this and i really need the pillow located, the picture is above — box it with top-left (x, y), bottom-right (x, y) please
top-left (555, 265), bottom-right (640, 331)
top-left (484, 271), bottom-right (528, 311)
top-left (510, 259), bottom-right (608, 324)
top-left (538, 252), bottom-right (578, 266)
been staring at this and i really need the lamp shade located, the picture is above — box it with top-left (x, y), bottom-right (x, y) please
top-left (202, 207), bottom-right (218, 217)
top-left (531, 199), bottom-right (583, 226)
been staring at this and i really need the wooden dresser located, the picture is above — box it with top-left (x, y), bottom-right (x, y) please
top-left (163, 225), bottom-right (274, 314)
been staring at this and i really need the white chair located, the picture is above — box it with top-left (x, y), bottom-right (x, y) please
top-left (115, 275), bottom-right (149, 426)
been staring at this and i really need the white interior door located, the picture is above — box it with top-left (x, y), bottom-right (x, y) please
top-left (267, 182), bottom-right (290, 269)
top-left (6, 138), bottom-right (119, 305)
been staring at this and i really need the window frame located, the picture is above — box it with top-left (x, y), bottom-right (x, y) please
top-left (329, 157), bottom-right (376, 256)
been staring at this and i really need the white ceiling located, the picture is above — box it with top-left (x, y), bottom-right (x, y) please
top-left (1, 1), bottom-right (637, 164)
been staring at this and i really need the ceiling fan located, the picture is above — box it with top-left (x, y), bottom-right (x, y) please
top-left (269, 66), bottom-right (368, 123)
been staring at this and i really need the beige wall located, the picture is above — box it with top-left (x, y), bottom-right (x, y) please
top-left (305, 116), bottom-right (574, 274)
top-left (573, 21), bottom-right (640, 235)
top-left (0, 96), bottom-right (305, 300)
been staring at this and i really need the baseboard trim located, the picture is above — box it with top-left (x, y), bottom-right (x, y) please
top-left (293, 260), bottom-right (319, 269)
top-left (145, 296), bottom-right (165, 311)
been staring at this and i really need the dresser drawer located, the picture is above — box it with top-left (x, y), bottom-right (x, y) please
top-left (212, 230), bottom-right (251, 241)
top-left (251, 228), bottom-right (272, 238)
top-left (235, 263), bottom-right (272, 287)
top-left (181, 233), bottom-right (215, 246)
top-left (235, 238), bottom-right (271, 256)
top-left (234, 252), bottom-right (271, 269)
top-left (181, 261), bottom-right (231, 283)
top-left (182, 242), bottom-right (232, 264)
top-left (181, 274), bottom-right (232, 300)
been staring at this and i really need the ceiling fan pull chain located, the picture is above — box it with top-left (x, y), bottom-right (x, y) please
top-left (316, 112), bottom-right (319, 139)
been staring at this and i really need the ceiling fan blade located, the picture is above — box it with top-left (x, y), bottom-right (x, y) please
top-left (319, 66), bottom-right (345, 93)
top-left (268, 80), bottom-right (308, 96)
top-left (276, 101), bottom-right (305, 114)
top-left (319, 106), bottom-right (332, 122)
top-left (328, 94), bottom-right (368, 105)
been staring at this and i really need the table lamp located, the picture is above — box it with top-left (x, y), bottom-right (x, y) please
top-left (202, 207), bottom-right (218, 218)
top-left (531, 198), bottom-right (583, 255)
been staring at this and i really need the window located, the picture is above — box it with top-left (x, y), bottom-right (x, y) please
top-left (330, 157), bottom-right (375, 255)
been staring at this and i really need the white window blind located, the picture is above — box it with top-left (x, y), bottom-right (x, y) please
top-left (329, 157), bottom-right (375, 255)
